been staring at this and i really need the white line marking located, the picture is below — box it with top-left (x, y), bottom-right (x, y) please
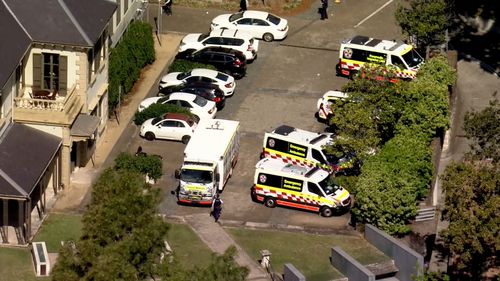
top-left (354, 0), bottom-right (394, 28)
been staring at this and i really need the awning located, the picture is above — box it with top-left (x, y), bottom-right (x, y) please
top-left (70, 114), bottom-right (100, 140)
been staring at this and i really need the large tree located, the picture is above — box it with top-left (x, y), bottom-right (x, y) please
top-left (440, 161), bottom-right (500, 280)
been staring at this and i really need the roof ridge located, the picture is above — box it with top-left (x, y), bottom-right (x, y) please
top-left (57, 0), bottom-right (92, 46)
top-left (1, 0), bottom-right (32, 41)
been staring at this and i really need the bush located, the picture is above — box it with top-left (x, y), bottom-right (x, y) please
top-left (134, 103), bottom-right (193, 125)
top-left (114, 153), bottom-right (163, 180)
top-left (109, 21), bottom-right (155, 113)
top-left (168, 59), bottom-right (216, 73)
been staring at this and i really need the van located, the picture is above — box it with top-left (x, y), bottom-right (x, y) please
top-left (260, 125), bottom-right (356, 174)
top-left (336, 35), bottom-right (424, 80)
top-left (251, 158), bottom-right (351, 217)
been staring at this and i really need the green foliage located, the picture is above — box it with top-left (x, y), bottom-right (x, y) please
top-left (114, 152), bottom-right (163, 180)
top-left (190, 246), bottom-right (249, 281)
top-left (134, 102), bottom-right (193, 125)
top-left (168, 59), bottom-right (216, 73)
top-left (109, 21), bottom-right (155, 113)
top-left (413, 271), bottom-right (450, 281)
top-left (417, 55), bottom-right (457, 86)
top-left (440, 161), bottom-right (500, 279)
top-left (395, 0), bottom-right (450, 48)
top-left (463, 99), bottom-right (500, 163)
top-left (351, 130), bottom-right (432, 235)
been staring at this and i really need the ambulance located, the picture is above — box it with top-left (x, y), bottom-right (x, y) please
top-left (336, 35), bottom-right (424, 80)
top-left (251, 157), bottom-right (351, 217)
top-left (175, 119), bottom-right (240, 205)
top-left (260, 125), bottom-right (356, 174)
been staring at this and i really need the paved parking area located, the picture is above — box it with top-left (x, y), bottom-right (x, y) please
top-left (133, 0), bottom-right (404, 230)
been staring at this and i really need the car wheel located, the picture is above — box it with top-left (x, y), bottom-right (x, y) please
top-left (181, 135), bottom-right (191, 144)
top-left (145, 132), bottom-right (155, 141)
top-left (320, 206), bottom-right (334, 217)
top-left (263, 33), bottom-right (274, 42)
top-left (348, 70), bottom-right (358, 80)
top-left (264, 197), bottom-right (277, 208)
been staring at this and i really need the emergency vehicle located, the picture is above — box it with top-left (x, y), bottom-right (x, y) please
top-left (316, 90), bottom-right (349, 123)
top-left (261, 125), bottom-right (355, 174)
top-left (251, 158), bottom-right (351, 217)
top-left (175, 119), bottom-right (240, 205)
top-left (336, 35), bottom-right (424, 80)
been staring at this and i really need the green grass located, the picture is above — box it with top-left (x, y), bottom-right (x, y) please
top-left (0, 247), bottom-right (42, 281)
top-left (228, 228), bottom-right (390, 281)
top-left (33, 213), bottom-right (83, 253)
top-left (166, 223), bottom-right (214, 269)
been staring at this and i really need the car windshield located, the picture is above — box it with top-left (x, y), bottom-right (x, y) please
top-left (158, 97), bottom-right (169, 104)
top-left (216, 72), bottom-right (229, 81)
top-left (318, 177), bottom-right (341, 195)
top-left (266, 13), bottom-right (281, 25)
top-left (180, 169), bottom-right (213, 183)
top-left (198, 34), bottom-right (209, 42)
top-left (229, 12), bottom-right (244, 22)
top-left (152, 117), bottom-right (162, 125)
top-left (401, 48), bottom-right (424, 68)
top-left (193, 95), bottom-right (208, 106)
top-left (177, 71), bottom-right (191, 80)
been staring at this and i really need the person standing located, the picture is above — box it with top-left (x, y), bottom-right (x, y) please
top-left (162, 0), bottom-right (172, 15)
top-left (239, 0), bottom-right (248, 12)
top-left (211, 194), bottom-right (223, 223)
top-left (320, 0), bottom-right (328, 20)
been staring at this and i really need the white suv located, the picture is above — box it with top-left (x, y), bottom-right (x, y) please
top-left (178, 29), bottom-right (259, 61)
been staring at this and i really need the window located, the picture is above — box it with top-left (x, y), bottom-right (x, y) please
top-left (212, 54), bottom-right (226, 63)
top-left (186, 77), bottom-right (200, 83)
top-left (42, 53), bottom-right (59, 91)
top-left (229, 12), bottom-right (244, 22)
top-left (391, 55), bottom-right (407, 70)
top-left (312, 149), bottom-right (328, 165)
top-left (237, 18), bottom-right (252, 25)
top-left (204, 37), bottom-right (220, 45)
top-left (179, 100), bottom-right (192, 108)
top-left (253, 19), bottom-right (269, 26)
top-left (200, 77), bottom-right (215, 83)
top-left (163, 120), bottom-right (177, 127)
top-left (308, 182), bottom-right (324, 197)
top-left (267, 14), bottom-right (281, 25)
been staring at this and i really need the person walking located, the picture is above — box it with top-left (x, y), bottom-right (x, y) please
top-left (210, 194), bottom-right (223, 223)
top-left (320, 0), bottom-right (328, 20)
top-left (239, 0), bottom-right (248, 12)
top-left (162, 0), bottom-right (172, 15)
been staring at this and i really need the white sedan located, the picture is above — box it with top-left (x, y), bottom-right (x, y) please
top-left (159, 69), bottom-right (236, 96)
top-left (211, 10), bottom-right (288, 42)
top-left (140, 113), bottom-right (198, 143)
top-left (137, 92), bottom-right (217, 120)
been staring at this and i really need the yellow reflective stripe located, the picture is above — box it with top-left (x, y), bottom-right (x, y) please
top-left (400, 46), bottom-right (413, 55)
top-left (256, 184), bottom-right (336, 206)
top-left (341, 58), bottom-right (365, 66)
top-left (265, 148), bottom-right (313, 165)
top-left (185, 185), bottom-right (206, 191)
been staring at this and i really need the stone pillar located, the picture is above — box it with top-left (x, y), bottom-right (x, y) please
top-left (61, 127), bottom-right (72, 189)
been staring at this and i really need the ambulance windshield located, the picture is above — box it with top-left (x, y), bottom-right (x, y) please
top-left (318, 177), bottom-right (341, 195)
top-left (180, 169), bottom-right (213, 184)
top-left (402, 48), bottom-right (424, 68)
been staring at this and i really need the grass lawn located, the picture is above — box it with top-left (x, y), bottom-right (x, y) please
top-left (33, 213), bottom-right (83, 253)
top-left (0, 247), bottom-right (43, 281)
top-left (228, 228), bottom-right (390, 281)
top-left (166, 223), bottom-right (214, 269)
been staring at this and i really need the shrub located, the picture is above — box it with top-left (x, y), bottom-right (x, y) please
top-left (114, 153), bottom-right (163, 180)
top-left (134, 103), bottom-right (193, 125)
top-left (168, 59), bottom-right (216, 73)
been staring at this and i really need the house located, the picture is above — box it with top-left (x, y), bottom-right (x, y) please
top-left (0, 0), bottom-right (117, 245)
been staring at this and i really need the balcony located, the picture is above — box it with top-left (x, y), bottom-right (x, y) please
top-left (13, 85), bottom-right (83, 126)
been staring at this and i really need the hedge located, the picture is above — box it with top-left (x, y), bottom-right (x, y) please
top-left (108, 21), bottom-right (155, 113)
top-left (134, 103), bottom-right (193, 125)
top-left (168, 59), bottom-right (216, 73)
top-left (114, 153), bottom-right (163, 181)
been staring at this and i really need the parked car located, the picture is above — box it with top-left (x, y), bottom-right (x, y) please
top-left (140, 113), bottom-right (199, 143)
top-left (178, 29), bottom-right (259, 61)
top-left (211, 10), bottom-right (288, 42)
top-left (176, 47), bottom-right (247, 79)
top-left (158, 82), bottom-right (226, 110)
top-left (138, 92), bottom-right (217, 120)
top-left (316, 90), bottom-right (349, 123)
top-left (159, 68), bottom-right (236, 97)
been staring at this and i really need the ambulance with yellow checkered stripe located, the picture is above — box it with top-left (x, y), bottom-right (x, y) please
top-left (336, 35), bottom-right (424, 81)
top-left (260, 125), bottom-right (357, 174)
top-left (251, 157), bottom-right (351, 217)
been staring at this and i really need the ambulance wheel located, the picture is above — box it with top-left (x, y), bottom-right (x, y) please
top-left (348, 70), bottom-right (358, 80)
top-left (181, 135), bottom-right (191, 144)
top-left (145, 132), bottom-right (155, 141)
top-left (264, 197), bottom-right (277, 208)
top-left (263, 33), bottom-right (274, 42)
top-left (320, 206), bottom-right (333, 217)
top-left (326, 114), bottom-right (333, 125)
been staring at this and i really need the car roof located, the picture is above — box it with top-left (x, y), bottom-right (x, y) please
top-left (210, 28), bottom-right (251, 39)
top-left (181, 81), bottom-right (218, 89)
top-left (242, 10), bottom-right (269, 20)
top-left (163, 112), bottom-right (192, 122)
top-left (191, 68), bottom-right (219, 77)
top-left (168, 92), bottom-right (196, 101)
top-left (324, 90), bottom-right (349, 99)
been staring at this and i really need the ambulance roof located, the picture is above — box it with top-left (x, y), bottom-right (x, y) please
top-left (271, 125), bottom-right (334, 148)
top-left (343, 35), bottom-right (411, 54)
top-left (255, 158), bottom-right (329, 182)
top-left (184, 119), bottom-right (239, 161)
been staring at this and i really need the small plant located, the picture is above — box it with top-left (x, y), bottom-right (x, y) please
top-left (168, 59), bottom-right (216, 73)
top-left (114, 153), bottom-right (163, 181)
top-left (134, 103), bottom-right (192, 125)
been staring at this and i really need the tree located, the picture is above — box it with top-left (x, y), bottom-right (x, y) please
top-left (463, 99), bottom-right (500, 163)
top-left (395, 0), bottom-right (450, 48)
top-left (440, 161), bottom-right (500, 280)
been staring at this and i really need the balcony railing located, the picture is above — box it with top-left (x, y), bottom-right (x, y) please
top-left (13, 85), bottom-right (83, 126)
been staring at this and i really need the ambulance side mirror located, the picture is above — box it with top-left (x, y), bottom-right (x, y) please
top-left (174, 170), bottom-right (180, 179)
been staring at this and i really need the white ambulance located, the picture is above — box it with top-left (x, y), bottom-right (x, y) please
top-left (251, 158), bottom-right (351, 217)
top-left (175, 119), bottom-right (240, 205)
top-left (336, 35), bottom-right (424, 80)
